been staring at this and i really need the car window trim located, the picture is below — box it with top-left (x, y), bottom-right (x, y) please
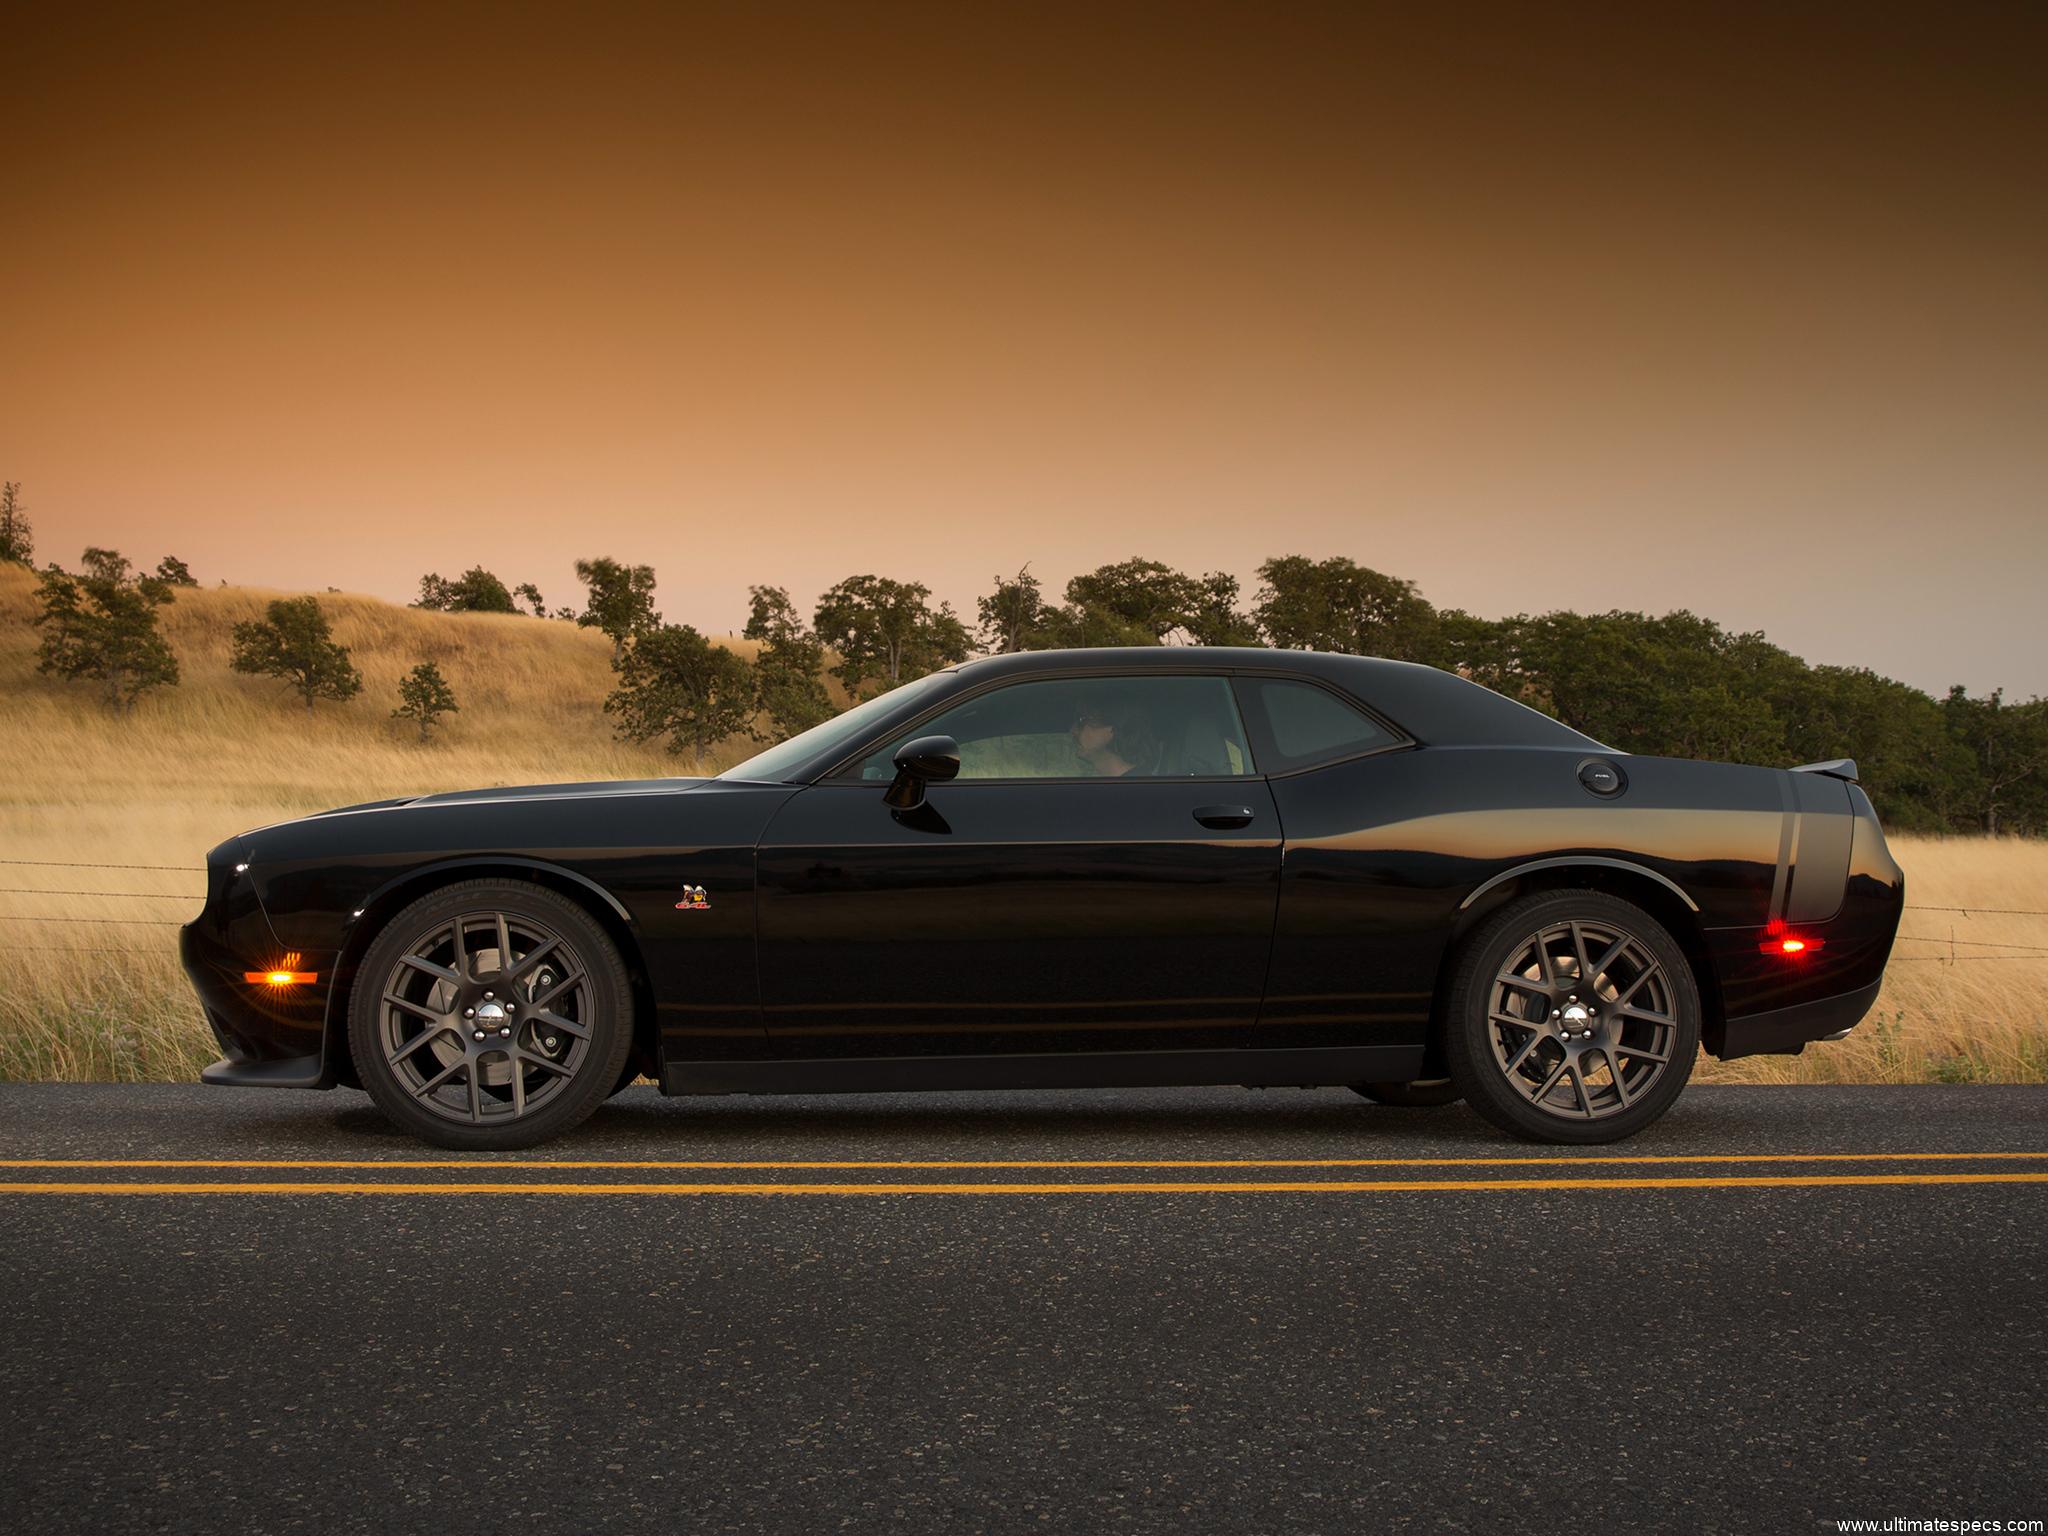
top-left (816, 666), bottom-right (1266, 784)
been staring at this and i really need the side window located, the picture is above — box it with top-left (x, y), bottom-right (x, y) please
top-left (854, 675), bottom-right (1256, 781)
top-left (1235, 677), bottom-right (1399, 772)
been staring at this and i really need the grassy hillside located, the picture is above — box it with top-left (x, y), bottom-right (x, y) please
top-left (1, 562), bottom-right (2043, 1084)
top-left (0, 562), bottom-right (773, 864)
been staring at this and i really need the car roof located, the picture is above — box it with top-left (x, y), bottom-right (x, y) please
top-left (950, 647), bottom-right (1600, 750)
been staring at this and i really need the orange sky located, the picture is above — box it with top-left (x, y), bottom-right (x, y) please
top-left (4, 1), bottom-right (2045, 695)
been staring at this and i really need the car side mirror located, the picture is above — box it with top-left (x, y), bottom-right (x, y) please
top-left (883, 734), bottom-right (961, 810)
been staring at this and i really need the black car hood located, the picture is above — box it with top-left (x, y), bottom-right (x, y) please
top-left (299, 779), bottom-right (714, 819)
top-left (405, 778), bottom-right (713, 807)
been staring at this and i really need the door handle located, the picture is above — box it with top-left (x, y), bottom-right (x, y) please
top-left (1192, 804), bottom-right (1257, 829)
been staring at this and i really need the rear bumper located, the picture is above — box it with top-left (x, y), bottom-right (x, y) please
top-left (1715, 977), bottom-right (1883, 1061)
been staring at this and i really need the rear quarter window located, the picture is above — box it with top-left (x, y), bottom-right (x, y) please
top-left (1236, 676), bottom-right (1402, 772)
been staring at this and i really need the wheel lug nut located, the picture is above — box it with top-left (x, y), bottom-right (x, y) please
top-left (473, 1030), bottom-right (485, 1041)
top-left (464, 1008), bottom-right (475, 1019)
top-left (483, 991), bottom-right (494, 1001)
top-left (544, 1037), bottom-right (559, 1050)
top-left (499, 1026), bottom-right (511, 1037)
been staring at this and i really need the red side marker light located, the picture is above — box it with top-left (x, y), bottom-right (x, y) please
top-left (1759, 935), bottom-right (1822, 956)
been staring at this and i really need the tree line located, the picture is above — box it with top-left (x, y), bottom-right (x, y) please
top-left (6, 480), bottom-right (2042, 833)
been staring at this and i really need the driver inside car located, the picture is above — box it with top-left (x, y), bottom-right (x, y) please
top-left (1069, 693), bottom-right (1160, 776)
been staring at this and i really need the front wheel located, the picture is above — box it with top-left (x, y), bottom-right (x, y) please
top-left (348, 879), bottom-right (635, 1150)
top-left (1443, 890), bottom-right (1699, 1144)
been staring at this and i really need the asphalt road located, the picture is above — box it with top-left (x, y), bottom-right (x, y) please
top-left (3, 1083), bottom-right (2045, 1535)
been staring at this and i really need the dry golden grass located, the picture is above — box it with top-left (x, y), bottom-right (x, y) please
top-left (1, 562), bottom-right (2042, 1084)
top-left (1699, 834), bottom-right (2048, 1084)
top-left (0, 563), bottom-right (777, 1079)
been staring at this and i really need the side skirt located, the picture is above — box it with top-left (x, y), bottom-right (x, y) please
top-left (661, 1044), bottom-right (1425, 1097)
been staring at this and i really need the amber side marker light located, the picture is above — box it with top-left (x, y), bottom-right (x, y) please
top-left (245, 953), bottom-right (317, 987)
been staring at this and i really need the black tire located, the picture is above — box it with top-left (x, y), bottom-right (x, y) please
top-left (1351, 1078), bottom-right (1462, 1107)
top-left (1443, 889), bottom-right (1699, 1144)
top-left (348, 878), bottom-right (635, 1150)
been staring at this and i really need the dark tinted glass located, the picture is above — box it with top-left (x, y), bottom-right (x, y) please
top-left (856, 675), bottom-right (1255, 780)
top-left (1240, 677), bottom-right (1397, 770)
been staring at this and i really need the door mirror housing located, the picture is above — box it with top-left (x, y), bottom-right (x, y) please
top-left (883, 734), bottom-right (961, 810)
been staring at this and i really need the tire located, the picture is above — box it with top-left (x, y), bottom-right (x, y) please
top-left (348, 878), bottom-right (636, 1150)
top-left (1351, 1079), bottom-right (1462, 1107)
top-left (1442, 889), bottom-right (1699, 1144)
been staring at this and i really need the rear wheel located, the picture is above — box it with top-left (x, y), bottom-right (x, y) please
top-left (348, 879), bottom-right (634, 1150)
top-left (1443, 889), bottom-right (1698, 1144)
top-left (1351, 1078), bottom-right (1462, 1107)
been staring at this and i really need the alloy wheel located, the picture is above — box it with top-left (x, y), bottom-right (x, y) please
top-left (1485, 918), bottom-right (1678, 1121)
top-left (376, 908), bottom-right (594, 1126)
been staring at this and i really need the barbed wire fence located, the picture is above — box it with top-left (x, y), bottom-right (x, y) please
top-left (4, 859), bottom-right (2048, 962)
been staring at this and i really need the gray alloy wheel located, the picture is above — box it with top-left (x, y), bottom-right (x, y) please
top-left (348, 879), bottom-right (633, 1150)
top-left (1351, 1078), bottom-right (1462, 1107)
top-left (1443, 889), bottom-right (1699, 1144)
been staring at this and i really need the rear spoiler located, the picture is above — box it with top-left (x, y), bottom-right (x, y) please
top-left (1792, 758), bottom-right (1859, 783)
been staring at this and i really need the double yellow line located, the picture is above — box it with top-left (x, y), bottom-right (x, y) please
top-left (2, 1151), bottom-right (2045, 1196)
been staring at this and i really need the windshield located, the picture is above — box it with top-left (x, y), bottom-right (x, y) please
top-left (716, 673), bottom-right (950, 783)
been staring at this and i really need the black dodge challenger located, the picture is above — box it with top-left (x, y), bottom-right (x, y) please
top-left (182, 647), bottom-right (1904, 1149)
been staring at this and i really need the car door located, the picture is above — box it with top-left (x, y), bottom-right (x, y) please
top-left (753, 672), bottom-right (1282, 1060)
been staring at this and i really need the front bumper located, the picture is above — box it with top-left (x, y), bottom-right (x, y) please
top-left (199, 1051), bottom-right (330, 1089)
top-left (180, 855), bottom-right (339, 1090)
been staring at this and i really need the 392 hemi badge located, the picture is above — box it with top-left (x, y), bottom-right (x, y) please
top-left (674, 884), bottom-right (710, 910)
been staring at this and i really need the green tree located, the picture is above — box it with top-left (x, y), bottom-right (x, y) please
top-left (1059, 557), bottom-right (1246, 644)
top-left (603, 623), bottom-right (757, 760)
top-left (230, 596), bottom-right (365, 713)
top-left (1183, 570), bottom-right (1262, 646)
top-left (1427, 608), bottom-right (1518, 691)
top-left (1038, 602), bottom-right (1158, 649)
top-left (415, 566), bottom-right (518, 613)
top-left (154, 555), bottom-right (198, 587)
top-left (512, 582), bottom-right (548, 618)
top-left (1778, 666), bottom-right (1971, 834)
top-left (1942, 688), bottom-right (2048, 836)
top-left (392, 660), bottom-right (460, 742)
top-left (80, 546), bottom-right (131, 583)
top-left (813, 574), bottom-right (971, 698)
top-left (1463, 604), bottom-right (2007, 832)
top-left (1498, 610), bottom-right (1788, 764)
top-left (1253, 555), bottom-right (1438, 660)
top-left (33, 551), bottom-right (179, 712)
top-left (0, 482), bottom-right (32, 565)
top-left (1063, 558), bottom-right (1202, 642)
top-left (743, 585), bottom-right (834, 738)
top-left (976, 565), bottom-right (1055, 653)
top-left (574, 557), bottom-right (660, 657)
